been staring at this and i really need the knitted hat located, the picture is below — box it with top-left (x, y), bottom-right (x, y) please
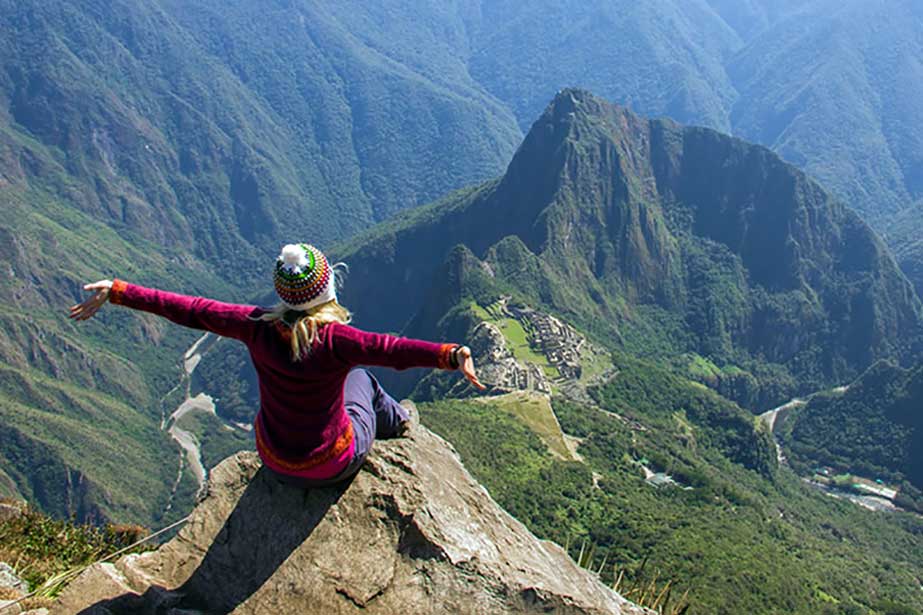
top-left (273, 244), bottom-right (337, 311)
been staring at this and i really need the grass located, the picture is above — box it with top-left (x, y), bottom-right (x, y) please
top-left (571, 540), bottom-right (691, 614)
top-left (0, 500), bottom-right (149, 596)
top-left (480, 391), bottom-right (573, 460)
top-left (497, 318), bottom-right (557, 373)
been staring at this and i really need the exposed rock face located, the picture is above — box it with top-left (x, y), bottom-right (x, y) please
top-left (0, 562), bottom-right (28, 593)
top-left (56, 426), bottom-right (647, 615)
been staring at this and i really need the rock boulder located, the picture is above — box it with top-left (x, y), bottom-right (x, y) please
top-left (56, 425), bottom-right (648, 614)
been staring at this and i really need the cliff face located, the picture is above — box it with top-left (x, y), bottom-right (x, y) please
top-left (55, 425), bottom-right (648, 615)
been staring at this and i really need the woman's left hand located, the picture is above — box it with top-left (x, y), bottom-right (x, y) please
top-left (69, 280), bottom-right (114, 321)
top-left (456, 346), bottom-right (486, 390)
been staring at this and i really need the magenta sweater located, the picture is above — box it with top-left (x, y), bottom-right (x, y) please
top-left (110, 280), bottom-right (457, 478)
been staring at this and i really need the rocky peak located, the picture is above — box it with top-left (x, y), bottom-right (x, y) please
top-left (55, 426), bottom-right (648, 614)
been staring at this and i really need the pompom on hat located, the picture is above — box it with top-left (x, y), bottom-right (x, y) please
top-left (273, 243), bottom-right (340, 311)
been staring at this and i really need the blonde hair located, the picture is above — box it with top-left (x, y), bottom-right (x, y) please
top-left (257, 300), bottom-right (352, 360)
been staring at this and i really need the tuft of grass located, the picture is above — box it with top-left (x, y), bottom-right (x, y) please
top-left (570, 539), bottom-right (691, 615)
top-left (0, 502), bottom-right (151, 595)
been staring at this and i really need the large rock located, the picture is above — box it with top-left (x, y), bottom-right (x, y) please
top-left (55, 426), bottom-right (648, 614)
top-left (0, 562), bottom-right (28, 593)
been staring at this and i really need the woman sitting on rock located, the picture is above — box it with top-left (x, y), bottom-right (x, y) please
top-left (69, 243), bottom-right (484, 487)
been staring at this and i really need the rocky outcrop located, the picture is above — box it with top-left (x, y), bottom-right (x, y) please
top-left (55, 426), bottom-right (648, 614)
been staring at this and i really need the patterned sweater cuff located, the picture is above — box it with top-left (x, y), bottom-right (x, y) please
top-left (437, 343), bottom-right (459, 370)
top-left (109, 279), bottom-right (129, 305)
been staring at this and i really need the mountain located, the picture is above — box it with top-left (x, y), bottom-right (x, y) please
top-left (335, 90), bottom-right (922, 409)
top-left (465, 0), bottom-right (923, 296)
top-left (0, 0), bottom-right (522, 524)
top-left (728, 1), bottom-right (923, 227)
top-left (465, 0), bottom-right (740, 132)
top-left (0, 1), bottom-right (521, 267)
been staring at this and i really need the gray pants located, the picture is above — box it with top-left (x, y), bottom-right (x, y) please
top-left (269, 369), bottom-right (408, 488)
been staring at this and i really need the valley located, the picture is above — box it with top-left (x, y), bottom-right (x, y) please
top-left (3, 4), bottom-right (923, 609)
top-left (159, 333), bottom-right (253, 515)
top-left (759, 385), bottom-right (915, 516)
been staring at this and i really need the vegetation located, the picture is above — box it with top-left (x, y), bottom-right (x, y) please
top-left (0, 363), bottom-right (188, 525)
top-left (478, 392), bottom-right (573, 460)
top-left (421, 358), bottom-right (923, 614)
top-left (0, 500), bottom-right (150, 595)
top-left (779, 362), bottom-right (923, 492)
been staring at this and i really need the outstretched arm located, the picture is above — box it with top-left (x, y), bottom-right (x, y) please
top-left (69, 279), bottom-right (260, 342)
top-left (329, 323), bottom-right (485, 389)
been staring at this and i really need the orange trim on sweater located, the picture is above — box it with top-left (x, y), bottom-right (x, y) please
top-left (109, 279), bottom-right (128, 304)
top-left (437, 343), bottom-right (459, 370)
top-left (255, 417), bottom-right (354, 473)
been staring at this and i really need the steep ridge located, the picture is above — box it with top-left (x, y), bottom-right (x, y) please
top-left (336, 90), bottom-right (923, 408)
top-left (0, 0), bottom-right (520, 268)
top-left (465, 2), bottom-right (923, 294)
top-left (0, 0), bottom-right (520, 522)
top-left (54, 427), bottom-right (649, 615)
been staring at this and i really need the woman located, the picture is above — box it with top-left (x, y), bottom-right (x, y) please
top-left (69, 243), bottom-right (484, 487)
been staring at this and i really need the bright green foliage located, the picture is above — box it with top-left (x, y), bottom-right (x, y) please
top-left (482, 392), bottom-right (573, 460)
top-left (591, 354), bottom-right (776, 476)
top-left (422, 360), bottom-right (923, 615)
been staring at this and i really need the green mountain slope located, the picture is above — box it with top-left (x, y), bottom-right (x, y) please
top-left (728, 1), bottom-right (923, 226)
top-left (422, 358), bottom-right (923, 615)
top-left (466, 0), bottom-right (740, 131)
top-left (0, 0), bottom-right (521, 274)
top-left (779, 361), bottom-right (923, 494)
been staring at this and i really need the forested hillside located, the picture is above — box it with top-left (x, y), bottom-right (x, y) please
top-left (780, 361), bottom-right (923, 495)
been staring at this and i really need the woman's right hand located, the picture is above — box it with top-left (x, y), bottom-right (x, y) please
top-left (456, 346), bottom-right (486, 390)
top-left (69, 280), bottom-right (114, 321)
